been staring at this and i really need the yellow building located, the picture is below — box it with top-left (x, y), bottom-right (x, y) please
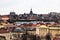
top-left (0, 25), bottom-right (5, 28)
top-left (36, 25), bottom-right (60, 40)
top-left (36, 25), bottom-right (49, 36)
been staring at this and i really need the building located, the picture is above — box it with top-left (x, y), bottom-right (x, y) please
top-left (7, 12), bottom-right (18, 23)
top-left (9, 12), bottom-right (18, 21)
top-left (18, 9), bottom-right (38, 20)
top-left (36, 25), bottom-right (60, 40)
top-left (1, 15), bottom-right (9, 21)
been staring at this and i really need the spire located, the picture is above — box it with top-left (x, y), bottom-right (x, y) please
top-left (31, 8), bottom-right (32, 11)
top-left (30, 8), bottom-right (33, 14)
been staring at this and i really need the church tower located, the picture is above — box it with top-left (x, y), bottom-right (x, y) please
top-left (30, 8), bottom-right (33, 14)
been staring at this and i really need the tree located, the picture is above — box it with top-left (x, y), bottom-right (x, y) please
top-left (36, 35), bottom-right (41, 40)
top-left (45, 33), bottom-right (51, 40)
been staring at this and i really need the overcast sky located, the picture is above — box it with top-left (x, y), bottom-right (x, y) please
top-left (0, 0), bottom-right (60, 15)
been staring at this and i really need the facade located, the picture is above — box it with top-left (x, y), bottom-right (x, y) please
top-left (36, 25), bottom-right (60, 40)
top-left (0, 33), bottom-right (24, 40)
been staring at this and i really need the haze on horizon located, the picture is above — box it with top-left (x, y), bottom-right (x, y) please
top-left (0, 0), bottom-right (60, 15)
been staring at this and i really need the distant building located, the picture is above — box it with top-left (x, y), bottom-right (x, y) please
top-left (49, 12), bottom-right (58, 16)
top-left (1, 15), bottom-right (9, 21)
top-left (18, 9), bottom-right (38, 20)
top-left (0, 9), bottom-right (60, 22)
top-left (9, 12), bottom-right (18, 21)
top-left (10, 12), bottom-right (16, 15)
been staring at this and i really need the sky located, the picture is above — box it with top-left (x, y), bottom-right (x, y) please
top-left (0, 0), bottom-right (60, 15)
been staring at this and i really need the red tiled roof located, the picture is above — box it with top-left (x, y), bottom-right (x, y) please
top-left (0, 29), bottom-right (9, 33)
top-left (0, 15), bottom-right (9, 18)
top-left (0, 27), bottom-right (15, 33)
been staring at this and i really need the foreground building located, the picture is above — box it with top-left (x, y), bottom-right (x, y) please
top-left (36, 25), bottom-right (60, 40)
top-left (0, 24), bottom-right (59, 40)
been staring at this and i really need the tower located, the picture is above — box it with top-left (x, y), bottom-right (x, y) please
top-left (30, 8), bottom-right (33, 14)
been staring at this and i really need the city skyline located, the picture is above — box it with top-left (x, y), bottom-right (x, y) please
top-left (0, 0), bottom-right (60, 15)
